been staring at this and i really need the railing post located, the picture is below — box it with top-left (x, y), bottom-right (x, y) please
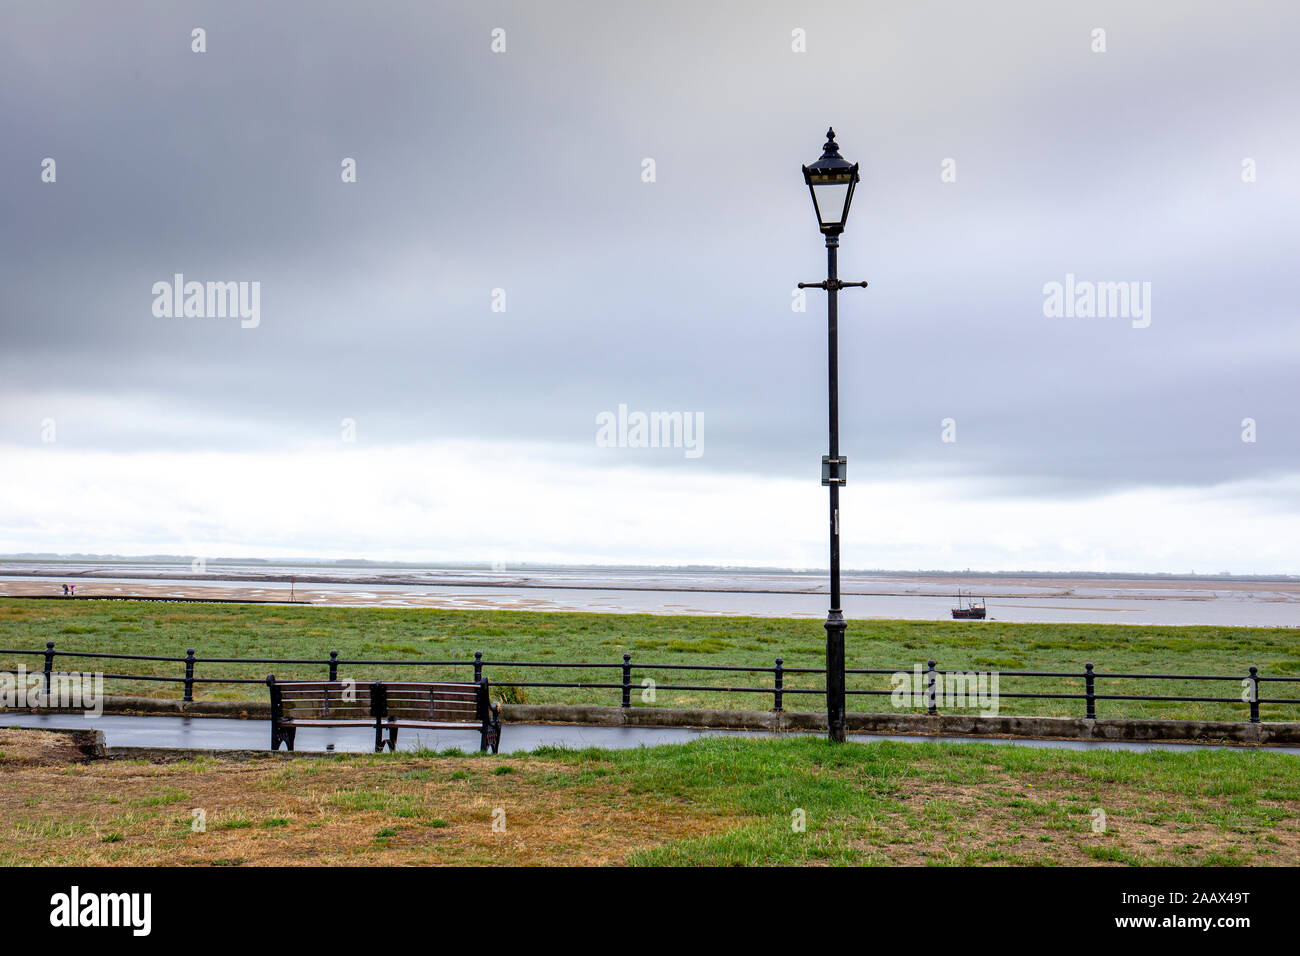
top-left (1084, 662), bottom-right (1096, 720)
top-left (926, 659), bottom-right (938, 715)
top-left (43, 641), bottom-right (55, 696)
top-left (473, 651), bottom-right (483, 684)
top-left (328, 650), bottom-right (339, 681)
top-left (1249, 665), bottom-right (1260, 724)
top-left (621, 653), bottom-right (632, 708)
top-left (183, 648), bottom-right (196, 703)
top-left (773, 657), bottom-right (784, 712)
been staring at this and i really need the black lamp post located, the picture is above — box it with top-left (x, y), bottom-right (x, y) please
top-left (799, 128), bottom-right (867, 743)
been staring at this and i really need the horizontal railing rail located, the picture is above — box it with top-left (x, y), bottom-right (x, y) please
top-left (2, 643), bottom-right (1299, 723)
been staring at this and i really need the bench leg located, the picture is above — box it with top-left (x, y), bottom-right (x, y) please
top-left (270, 726), bottom-right (281, 751)
top-left (286, 728), bottom-right (295, 752)
top-left (388, 725), bottom-right (399, 752)
top-left (374, 722), bottom-right (384, 753)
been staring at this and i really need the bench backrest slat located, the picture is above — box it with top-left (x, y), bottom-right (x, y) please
top-left (382, 682), bottom-right (483, 723)
top-left (279, 681), bottom-right (374, 719)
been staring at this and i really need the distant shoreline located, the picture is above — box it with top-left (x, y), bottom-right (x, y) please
top-left (2, 566), bottom-right (1298, 602)
top-left (2, 557), bottom-right (1297, 584)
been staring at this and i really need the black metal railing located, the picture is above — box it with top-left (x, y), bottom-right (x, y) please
top-left (2, 641), bottom-right (1299, 723)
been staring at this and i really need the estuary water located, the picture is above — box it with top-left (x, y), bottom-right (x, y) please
top-left (1, 561), bottom-right (1297, 627)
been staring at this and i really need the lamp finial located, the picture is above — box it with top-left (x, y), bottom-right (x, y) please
top-left (822, 128), bottom-right (842, 159)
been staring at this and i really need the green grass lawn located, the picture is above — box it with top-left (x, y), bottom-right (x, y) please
top-left (4, 730), bottom-right (1298, 866)
top-left (1, 599), bottom-right (1297, 721)
top-left (615, 735), bottom-right (1300, 865)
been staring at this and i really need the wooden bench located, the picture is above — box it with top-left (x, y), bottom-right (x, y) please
top-left (266, 675), bottom-right (502, 753)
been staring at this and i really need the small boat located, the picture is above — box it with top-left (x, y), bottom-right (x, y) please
top-left (951, 590), bottom-right (986, 620)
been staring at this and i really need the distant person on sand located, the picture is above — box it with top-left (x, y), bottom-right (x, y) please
top-left (61, 584), bottom-right (68, 596)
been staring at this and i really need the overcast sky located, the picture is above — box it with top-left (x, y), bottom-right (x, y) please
top-left (1, 1), bottom-right (1297, 573)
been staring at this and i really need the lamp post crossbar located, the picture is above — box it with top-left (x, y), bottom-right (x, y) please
top-left (798, 280), bottom-right (868, 291)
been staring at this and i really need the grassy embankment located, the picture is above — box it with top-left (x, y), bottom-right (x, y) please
top-left (1, 599), bottom-right (1297, 721)
top-left (1, 728), bottom-right (1297, 866)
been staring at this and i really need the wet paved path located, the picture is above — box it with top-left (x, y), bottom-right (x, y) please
top-left (5, 712), bottom-right (1297, 755)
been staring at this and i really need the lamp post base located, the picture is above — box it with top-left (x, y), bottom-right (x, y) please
top-left (824, 609), bottom-right (847, 743)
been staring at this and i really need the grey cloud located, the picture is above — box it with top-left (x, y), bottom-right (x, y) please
top-left (1, 0), bottom-right (1297, 497)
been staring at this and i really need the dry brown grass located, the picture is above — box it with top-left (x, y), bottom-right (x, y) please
top-left (837, 774), bottom-right (1300, 866)
top-left (0, 730), bottom-right (737, 866)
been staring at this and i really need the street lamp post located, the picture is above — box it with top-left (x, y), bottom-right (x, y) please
top-left (799, 128), bottom-right (867, 743)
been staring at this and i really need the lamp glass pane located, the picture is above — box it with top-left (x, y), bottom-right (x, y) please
top-left (813, 182), bottom-right (849, 226)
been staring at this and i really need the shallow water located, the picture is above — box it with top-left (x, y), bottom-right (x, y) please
top-left (5, 711), bottom-right (1294, 755)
